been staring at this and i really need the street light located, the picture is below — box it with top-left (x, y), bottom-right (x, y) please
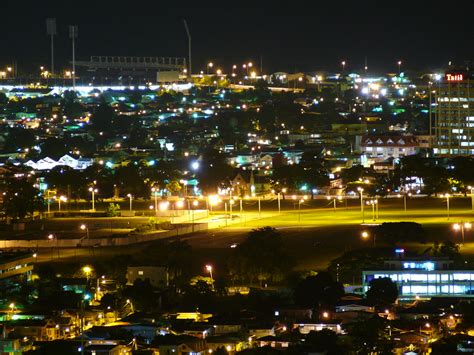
top-left (205, 264), bottom-right (214, 289)
top-left (468, 186), bottom-right (474, 211)
top-left (367, 199), bottom-right (378, 221)
top-left (82, 265), bottom-right (92, 282)
top-left (298, 199), bottom-right (304, 222)
top-left (80, 224), bottom-right (89, 244)
top-left (341, 61), bottom-right (346, 72)
top-left (127, 193), bottom-right (133, 211)
top-left (207, 62), bottom-right (213, 74)
top-left (88, 187), bottom-right (98, 211)
top-left (151, 187), bottom-right (159, 213)
top-left (453, 222), bottom-right (472, 244)
top-left (159, 201), bottom-right (169, 211)
top-left (357, 187), bottom-right (364, 223)
top-left (397, 60), bottom-right (402, 74)
top-left (442, 193), bottom-right (451, 220)
top-left (58, 195), bottom-right (67, 212)
top-left (361, 230), bottom-right (376, 247)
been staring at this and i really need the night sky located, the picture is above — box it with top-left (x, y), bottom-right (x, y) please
top-left (1, 2), bottom-right (473, 74)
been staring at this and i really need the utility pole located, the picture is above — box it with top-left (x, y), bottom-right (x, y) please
top-left (69, 25), bottom-right (78, 89)
top-left (183, 19), bottom-right (192, 76)
top-left (46, 18), bottom-right (56, 76)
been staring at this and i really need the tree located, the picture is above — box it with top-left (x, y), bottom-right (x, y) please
top-left (228, 227), bottom-right (293, 285)
top-left (2, 178), bottom-right (44, 220)
top-left (366, 277), bottom-right (398, 305)
top-left (196, 149), bottom-right (234, 193)
top-left (293, 272), bottom-right (344, 308)
top-left (346, 316), bottom-right (393, 353)
top-left (91, 101), bottom-right (115, 131)
top-left (165, 180), bottom-right (182, 196)
top-left (106, 203), bottom-right (121, 217)
top-left (305, 329), bottom-right (342, 354)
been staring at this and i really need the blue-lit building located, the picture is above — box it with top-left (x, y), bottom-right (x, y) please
top-left (363, 257), bottom-right (474, 299)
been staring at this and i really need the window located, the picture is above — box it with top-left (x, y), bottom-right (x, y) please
top-left (138, 271), bottom-right (144, 275)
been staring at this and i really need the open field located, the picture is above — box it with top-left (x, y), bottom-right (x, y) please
top-left (33, 197), bottom-right (474, 275)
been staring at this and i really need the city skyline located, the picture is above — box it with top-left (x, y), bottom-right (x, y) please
top-left (1, 3), bottom-right (473, 73)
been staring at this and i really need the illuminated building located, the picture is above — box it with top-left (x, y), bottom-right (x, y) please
top-left (363, 257), bottom-right (474, 299)
top-left (433, 71), bottom-right (474, 156)
top-left (359, 134), bottom-right (419, 165)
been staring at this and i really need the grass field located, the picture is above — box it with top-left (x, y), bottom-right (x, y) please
top-left (41, 196), bottom-right (474, 275)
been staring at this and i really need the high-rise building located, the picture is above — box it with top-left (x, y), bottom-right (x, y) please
top-left (433, 71), bottom-right (474, 156)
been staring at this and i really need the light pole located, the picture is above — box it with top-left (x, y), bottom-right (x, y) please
top-left (361, 231), bottom-right (376, 247)
top-left (205, 264), bottom-right (214, 290)
top-left (258, 196), bottom-right (261, 219)
top-left (357, 187), bottom-right (364, 223)
top-left (48, 234), bottom-right (58, 260)
top-left (443, 194), bottom-right (451, 220)
top-left (183, 19), bottom-right (192, 76)
top-left (468, 186), bottom-right (474, 211)
top-left (69, 25), bottom-right (78, 90)
top-left (58, 195), bottom-right (67, 212)
top-left (401, 192), bottom-right (412, 212)
top-left (341, 61), bottom-right (346, 73)
top-left (453, 222), bottom-right (472, 244)
top-left (151, 187), bottom-right (158, 214)
top-left (46, 18), bottom-right (57, 76)
top-left (367, 199), bottom-right (378, 221)
top-left (127, 194), bottom-right (133, 211)
top-left (277, 192), bottom-right (281, 214)
top-left (207, 62), bottom-right (213, 75)
top-left (298, 199), bottom-right (304, 222)
top-left (89, 187), bottom-right (98, 211)
top-left (397, 60), bottom-right (402, 74)
top-left (80, 224), bottom-right (89, 246)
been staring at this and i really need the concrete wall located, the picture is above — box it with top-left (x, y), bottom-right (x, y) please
top-left (0, 223), bottom-right (209, 250)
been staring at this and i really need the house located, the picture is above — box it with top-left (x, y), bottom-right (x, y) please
top-left (359, 134), bottom-right (419, 165)
top-left (126, 266), bottom-right (168, 288)
top-left (152, 334), bottom-right (207, 355)
top-left (256, 335), bottom-right (290, 349)
top-left (84, 343), bottom-right (131, 355)
top-left (6, 319), bottom-right (59, 341)
top-left (247, 322), bottom-right (275, 338)
top-left (206, 335), bottom-right (250, 353)
top-left (296, 320), bottom-right (344, 334)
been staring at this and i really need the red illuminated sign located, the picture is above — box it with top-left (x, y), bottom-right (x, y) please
top-left (446, 73), bottom-right (464, 82)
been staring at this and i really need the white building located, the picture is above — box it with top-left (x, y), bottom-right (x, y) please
top-left (360, 134), bottom-right (419, 165)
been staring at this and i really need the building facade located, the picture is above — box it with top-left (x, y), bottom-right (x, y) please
top-left (363, 257), bottom-right (474, 299)
top-left (433, 71), bottom-right (474, 156)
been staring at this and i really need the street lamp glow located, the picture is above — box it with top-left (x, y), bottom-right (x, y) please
top-left (361, 231), bottom-right (369, 239)
top-left (82, 266), bottom-right (92, 276)
top-left (159, 201), bottom-right (170, 211)
top-left (209, 195), bottom-right (220, 206)
top-left (191, 161), bottom-right (200, 170)
top-left (176, 200), bottom-right (184, 209)
top-left (80, 224), bottom-right (86, 230)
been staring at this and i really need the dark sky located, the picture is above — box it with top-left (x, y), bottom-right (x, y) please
top-left (1, 1), bottom-right (473, 74)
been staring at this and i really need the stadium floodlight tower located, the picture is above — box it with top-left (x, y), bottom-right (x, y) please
top-left (46, 18), bottom-right (57, 75)
top-left (69, 25), bottom-right (78, 89)
top-left (183, 19), bottom-right (192, 76)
